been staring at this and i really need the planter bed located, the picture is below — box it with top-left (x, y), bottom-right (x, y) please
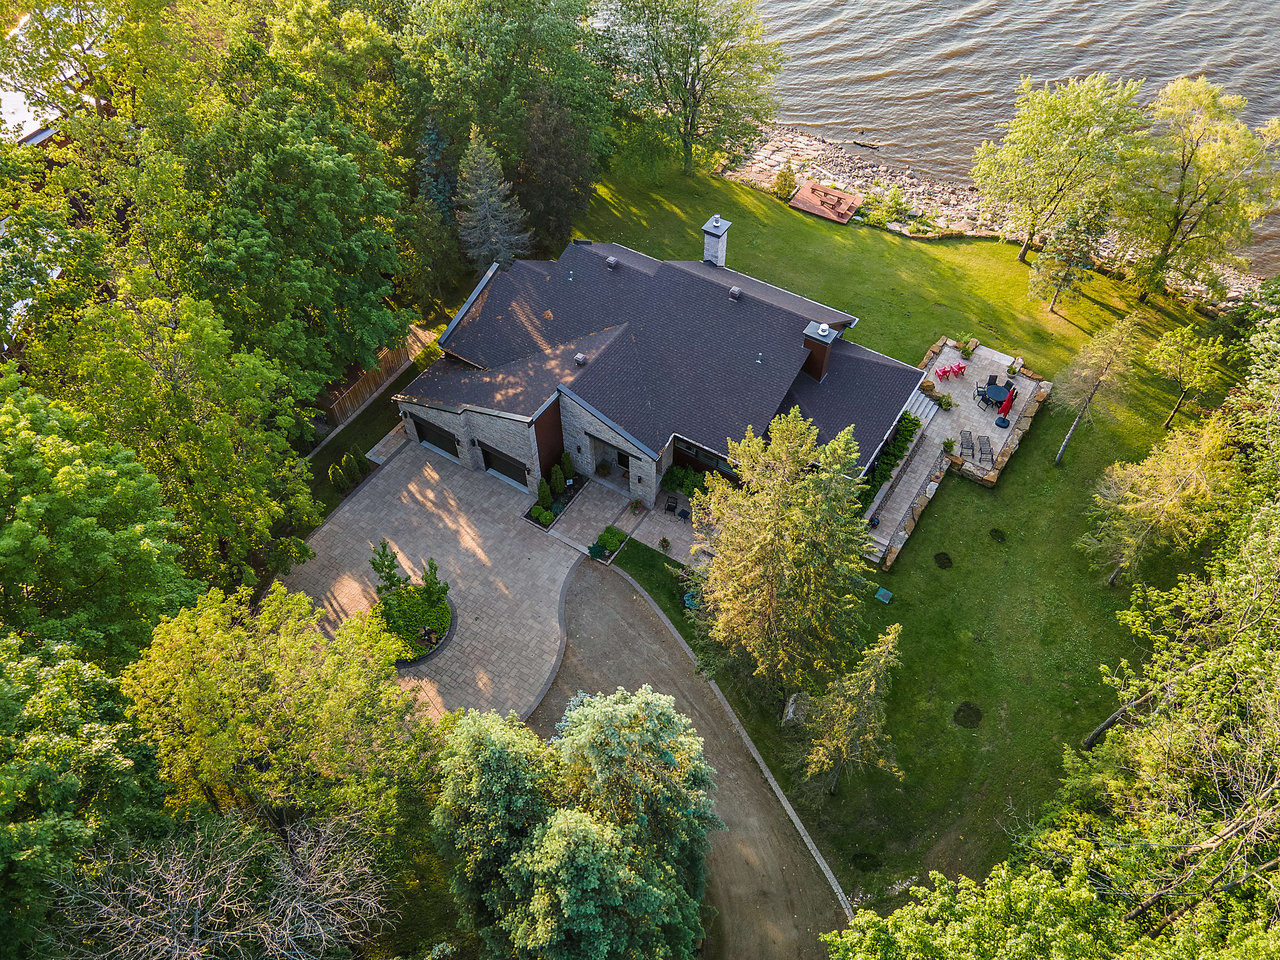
top-left (394, 595), bottom-right (458, 669)
top-left (522, 475), bottom-right (586, 530)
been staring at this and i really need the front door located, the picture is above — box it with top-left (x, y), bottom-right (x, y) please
top-left (481, 444), bottom-right (527, 487)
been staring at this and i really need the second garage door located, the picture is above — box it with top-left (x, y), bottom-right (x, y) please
top-left (481, 444), bottom-right (528, 488)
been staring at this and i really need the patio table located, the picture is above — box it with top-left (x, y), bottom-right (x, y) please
top-left (984, 383), bottom-right (1010, 406)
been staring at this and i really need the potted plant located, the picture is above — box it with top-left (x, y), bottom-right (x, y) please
top-left (943, 437), bottom-right (956, 454)
top-left (659, 536), bottom-right (671, 553)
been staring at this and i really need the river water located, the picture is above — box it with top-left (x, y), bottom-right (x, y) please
top-left (759, 0), bottom-right (1280, 278)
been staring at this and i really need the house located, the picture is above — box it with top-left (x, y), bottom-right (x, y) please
top-left (394, 217), bottom-right (924, 507)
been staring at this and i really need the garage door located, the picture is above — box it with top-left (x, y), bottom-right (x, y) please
top-left (410, 415), bottom-right (460, 458)
top-left (481, 445), bottom-right (528, 487)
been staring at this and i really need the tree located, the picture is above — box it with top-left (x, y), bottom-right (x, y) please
top-left (1147, 324), bottom-right (1225, 428)
top-left (606, 0), bottom-right (784, 176)
top-left (122, 584), bottom-right (429, 835)
top-left (555, 686), bottom-right (719, 919)
top-left (774, 160), bottom-right (797, 200)
top-left (1047, 504), bottom-right (1280, 935)
top-left (805, 625), bottom-right (903, 795)
top-left (693, 409), bottom-right (871, 701)
top-left (456, 128), bottom-right (533, 271)
top-left (432, 711), bottom-right (556, 957)
top-left (1112, 77), bottom-right (1280, 299)
top-left (435, 688), bottom-right (719, 960)
top-left (1028, 201), bottom-right (1108, 313)
top-left (0, 366), bottom-right (194, 663)
top-left (404, 0), bottom-right (610, 164)
top-left (1078, 418), bottom-right (1239, 584)
top-left (1054, 314), bottom-right (1142, 465)
top-left (0, 634), bottom-right (156, 947)
top-left (52, 815), bottom-right (387, 960)
top-left (973, 74), bottom-right (1143, 262)
top-left (515, 88), bottom-right (598, 251)
top-left (26, 284), bottom-right (320, 589)
top-left (823, 864), bottom-right (1132, 960)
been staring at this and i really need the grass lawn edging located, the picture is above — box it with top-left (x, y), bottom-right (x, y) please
top-left (609, 546), bottom-right (854, 922)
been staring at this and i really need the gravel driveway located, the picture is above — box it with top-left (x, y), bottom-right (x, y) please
top-left (527, 561), bottom-right (846, 960)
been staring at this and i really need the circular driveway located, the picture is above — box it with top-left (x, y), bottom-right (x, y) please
top-left (282, 443), bottom-right (582, 718)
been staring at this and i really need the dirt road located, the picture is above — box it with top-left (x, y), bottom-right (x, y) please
top-left (527, 562), bottom-right (844, 960)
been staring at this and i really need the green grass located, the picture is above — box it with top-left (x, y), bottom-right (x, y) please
top-left (581, 168), bottom-right (1218, 907)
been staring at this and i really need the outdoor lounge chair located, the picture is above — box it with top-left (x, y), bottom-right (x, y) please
top-left (978, 435), bottom-right (995, 466)
top-left (960, 430), bottom-right (974, 460)
top-left (665, 495), bottom-right (678, 514)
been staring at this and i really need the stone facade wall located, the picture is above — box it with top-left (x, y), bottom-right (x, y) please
top-left (399, 400), bottom-right (539, 494)
top-left (559, 392), bottom-right (659, 507)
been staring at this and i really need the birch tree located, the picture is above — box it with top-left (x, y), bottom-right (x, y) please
top-left (1054, 314), bottom-right (1141, 465)
top-left (973, 74), bottom-right (1143, 262)
top-left (1147, 324), bottom-right (1225, 429)
top-left (606, 0), bottom-right (784, 176)
top-left (1113, 77), bottom-right (1280, 299)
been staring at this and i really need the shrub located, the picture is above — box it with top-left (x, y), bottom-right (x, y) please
top-left (660, 464), bottom-right (709, 499)
top-left (937, 393), bottom-right (954, 410)
top-left (958, 333), bottom-right (978, 358)
top-left (943, 437), bottom-right (956, 454)
top-left (537, 510), bottom-right (554, 527)
top-left (773, 161), bottom-right (797, 200)
top-left (858, 411), bottom-right (923, 508)
top-left (341, 452), bottom-right (362, 486)
top-left (550, 464), bottom-right (565, 496)
top-left (551, 502), bottom-right (565, 516)
top-left (373, 556), bottom-right (451, 660)
top-left (537, 478), bottom-right (552, 510)
top-left (351, 447), bottom-right (373, 476)
top-left (560, 451), bottom-right (576, 480)
top-left (328, 462), bottom-right (349, 493)
top-left (596, 525), bottom-right (627, 554)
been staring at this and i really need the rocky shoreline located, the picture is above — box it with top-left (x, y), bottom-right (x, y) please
top-left (726, 126), bottom-right (1267, 309)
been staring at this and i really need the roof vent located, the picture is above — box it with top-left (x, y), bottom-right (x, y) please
top-left (606, 256), bottom-right (618, 270)
top-left (574, 353), bottom-right (587, 366)
top-left (729, 286), bottom-right (742, 300)
top-left (756, 352), bottom-right (763, 364)
top-left (818, 322), bottom-right (830, 336)
top-left (568, 270), bottom-right (573, 281)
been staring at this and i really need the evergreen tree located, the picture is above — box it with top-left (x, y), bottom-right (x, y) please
top-left (805, 625), bottom-right (903, 795)
top-left (1029, 201), bottom-right (1108, 313)
top-left (456, 128), bottom-right (533, 271)
top-left (516, 89), bottom-right (597, 251)
top-left (1053, 314), bottom-right (1141, 465)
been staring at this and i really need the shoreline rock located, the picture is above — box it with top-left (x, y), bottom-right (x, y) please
top-left (726, 125), bottom-right (1269, 308)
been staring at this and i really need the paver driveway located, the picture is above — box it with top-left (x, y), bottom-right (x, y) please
top-left (281, 443), bottom-right (581, 718)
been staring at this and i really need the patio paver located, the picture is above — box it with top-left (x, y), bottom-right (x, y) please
top-left (281, 443), bottom-right (582, 719)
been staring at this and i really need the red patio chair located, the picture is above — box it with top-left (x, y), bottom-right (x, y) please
top-left (954, 362), bottom-right (967, 377)
top-left (936, 365), bottom-right (951, 381)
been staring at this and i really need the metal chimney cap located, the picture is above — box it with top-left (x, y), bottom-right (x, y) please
top-left (702, 214), bottom-right (731, 237)
top-left (574, 353), bottom-right (587, 365)
top-left (605, 256), bottom-right (618, 269)
top-left (729, 286), bottom-right (742, 299)
top-left (818, 322), bottom-right (830, 336)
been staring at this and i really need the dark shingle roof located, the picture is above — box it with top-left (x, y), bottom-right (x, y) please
top-left (402, 239), bottom-right (920, 458)
top-left (781, 338), bottom-right (925, 471)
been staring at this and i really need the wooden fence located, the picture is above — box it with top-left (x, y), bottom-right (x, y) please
top-left (320, 344), bottom-right (411, 426)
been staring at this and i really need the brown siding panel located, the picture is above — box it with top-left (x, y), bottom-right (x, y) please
top-left (532, 395), bottom-right (564, 478)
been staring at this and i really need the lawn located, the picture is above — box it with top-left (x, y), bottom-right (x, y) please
top-left (586, 169), bottom-right (1214, 907)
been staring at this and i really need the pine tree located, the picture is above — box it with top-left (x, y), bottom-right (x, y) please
top-left (456, 128), bottom-right (532, 271)
top-left (1028, 201), bottom-right (1107, 313)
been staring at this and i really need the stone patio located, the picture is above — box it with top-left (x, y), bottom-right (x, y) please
top-left (282, 443), bottom-right (594, 719)
top-left (549, 479), bottom-right (631, 550)
top-left (867, 340), bottom-right (1053, 566)
top-left (630, 489), bottom-right (701, 563)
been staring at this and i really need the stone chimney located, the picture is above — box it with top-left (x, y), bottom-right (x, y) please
top-left (702, 214), bottom-right (731, 267)
top-left (802, 320), bottom-right (839, 382)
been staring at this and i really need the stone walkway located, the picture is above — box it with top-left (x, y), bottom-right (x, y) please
top-left (282, 443), bottom-right (585, 719)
